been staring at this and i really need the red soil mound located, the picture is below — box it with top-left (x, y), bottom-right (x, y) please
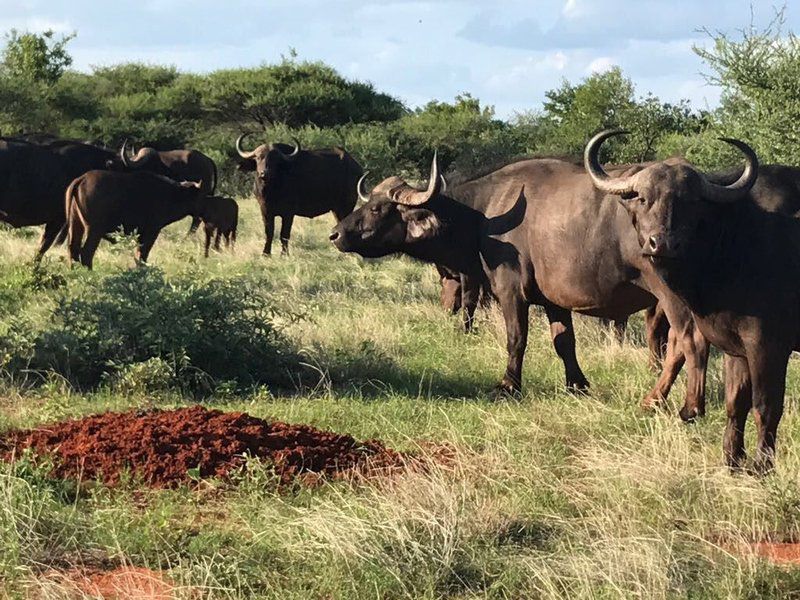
top-left (0, 406), bottom-right (404, 487)
top-left (49, 567), bottom-right (175, 599)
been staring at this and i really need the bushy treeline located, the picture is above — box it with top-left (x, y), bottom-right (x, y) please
top-left (1, 16), bottom-right (799, 192)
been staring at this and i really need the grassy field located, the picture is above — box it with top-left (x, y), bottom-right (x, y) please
top-left (2, 198), bottom-right (800, 599)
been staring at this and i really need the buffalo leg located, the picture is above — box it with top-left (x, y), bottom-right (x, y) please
top-left (749, 346), bottom-right (789, 474)
top-left (79, 231), bottom-right (103, 269)
top-left (544, 303), bottom-right (589, 392)
top-left (677, 326), bottom-right (710, 422)
top-left (53, 224), bottom-right (68, 247)
top-left (35, 220), bottom-right (64, 262)
top-left (460, 274), bottom-right (480, 332)
top-left (214, 230), bottom-right (222, 252)
top-left (187, 216), bottom-right (202, 235)
top-left (204, 226), bottom-right (212, 258)
top-left (723, 354), bottom-right (751, 471)
top-left (280, 214), bottom-right (294, 256)
top-left (262, 212), bottom-right (275, 256)
top-left (641, 326), bottom-right (685, 411)
top-left (497, 293), bottom-right (529, 394)
top-left (645, 304), bottom-right (669, 369)
top-left (612, 318), bottom-right (627, 344)
top-left (68, 216), bottom-right (84, 266)
top-left (641, 290), bottom-right (709, 421)
top-left (438, 265), bottom-right (462, 314)
top-left (135, 230), bottom-right (159, 265)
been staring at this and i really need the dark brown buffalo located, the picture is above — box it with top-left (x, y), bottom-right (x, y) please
top-left (0, 139), bottom-right (124, 259)
top-left (330, 152), bottom-right (758, 419)
top-left (330, 155), bottom-right (638, 394)
top-left (584, 129), bottom-right (800, 472)
top-left (607, 160), bottom-right (800, 419)
top-left (235, 133), bottom-right (363, 256)
top-left (120, 140), bottom-right (217, 196)
top-left (198, 195), bottom-right (238, 257)
top-left (66, 170), bottom-right (205, 268)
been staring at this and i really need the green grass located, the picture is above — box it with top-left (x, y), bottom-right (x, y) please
top-left (2, 200), bottom-right (800, 598)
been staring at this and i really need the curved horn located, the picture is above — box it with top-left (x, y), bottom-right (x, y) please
top-left (275, 136), bottom-right (301, 161)
top-left (584, 129), bottom-right (636, 196)
top-left (236, 132), bottom-right (257, 159)
top-left (701, 138), bottom-right (759, 203)
top-left (120, 138), bottom-right (148, 169)
top-left (440, 174), bottom-right (447, 194)
top-left (393, 151), bottom-right (442, 206)
top-left (120, 138), bottom-right (132, 168)
top-left (357, 171), bottom-right (371, 203)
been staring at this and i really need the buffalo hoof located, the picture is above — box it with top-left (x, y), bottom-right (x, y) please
top-left (640, 394), bottom-right (667, 412)
top-left (566, 376), bottom-right (590, 395)
top-left (494, 378), bottom-right (522, 399)
top-left (678, 404), bottom-right (704, 423)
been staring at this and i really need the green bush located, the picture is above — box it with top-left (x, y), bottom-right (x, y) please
top-left (2, 268), bottom-right (300, 393)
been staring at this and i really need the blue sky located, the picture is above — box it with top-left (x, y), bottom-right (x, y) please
top-left (1, 1), bottom-right (797, 118)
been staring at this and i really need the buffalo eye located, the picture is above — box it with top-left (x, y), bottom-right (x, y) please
top-left (370, 206), bottom-right (381, 214)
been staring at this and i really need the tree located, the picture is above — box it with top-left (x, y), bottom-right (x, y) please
top-left (539, 67), bottom-right (635, 159)
top-left (694, 7), bottom-right (800, 165)
top-left (203, 58), bottom-right (405, 129)
top-left (1, 29), bottom-right (75, 85)
top-left (617, 95), bottom-right (704, 162)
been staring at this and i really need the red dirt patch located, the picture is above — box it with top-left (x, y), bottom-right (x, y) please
top-left (47, 567), bottom-right (176, 599)
top-left (0, 405), bottom-right (405, 488)
top-left (748, 542), bottom-right (800, 565)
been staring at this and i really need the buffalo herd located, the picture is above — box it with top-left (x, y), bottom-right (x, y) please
top-left (0, 128), bottom-right (797, 472)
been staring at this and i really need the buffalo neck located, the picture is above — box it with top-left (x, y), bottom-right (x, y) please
top-left (405, 195), bottom-right (483, 276)
top-left (651, 201), bottom-right (766, 316)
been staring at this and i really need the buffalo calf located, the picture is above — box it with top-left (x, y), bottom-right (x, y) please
top-left (199, 195), bottom-right (238, 257)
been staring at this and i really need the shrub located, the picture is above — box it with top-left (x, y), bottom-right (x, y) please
top-left (5, 268), bottom-right (300, 393)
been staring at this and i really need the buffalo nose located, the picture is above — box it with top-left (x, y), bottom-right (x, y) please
top-left (329, 231), bottom-right (340, 242)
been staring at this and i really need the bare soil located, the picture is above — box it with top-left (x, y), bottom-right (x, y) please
top-left (0, 405), bottom-right (405, 487)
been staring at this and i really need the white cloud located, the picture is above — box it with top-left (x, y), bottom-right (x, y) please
top-left (0, 16), bottom-right (73, 34)
top-left (587, 56), bottom-right (615, 74)
top-left (562, 0), bottom-right (584, 19)
top-left (548, 51), bottom-right (569, 70)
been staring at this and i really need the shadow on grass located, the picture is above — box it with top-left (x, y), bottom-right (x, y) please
top-left (292, 340), bottom-right (562, 402)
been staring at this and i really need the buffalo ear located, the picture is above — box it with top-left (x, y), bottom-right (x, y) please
top-left (237, 158), bottom-right (256, 172)
top-left (402, 208), bottom-right (441, 241)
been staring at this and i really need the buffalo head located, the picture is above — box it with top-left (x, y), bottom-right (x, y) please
top-left (235, 133), bottom-right (300, 187)
top-left (585, 129), bottom-right (758, 261)
top-left (329, 153), bottom-right (446, 257)
top-left (120, 139), bottom-right (169, 175)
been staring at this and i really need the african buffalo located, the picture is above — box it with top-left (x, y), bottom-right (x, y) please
top-left (331, 155), bottom-right (636, 393)
top-left (120, 140), bottom-right (217, 197)
top-left (235, 133), bottom-right (363, 256)
top-left (66, 170), bottom-right (205, 268)
top-left (614, 160), bottom-right (800, 418)
top-left (0, 139), bottom-right (124, 259)
top-left (198, 195), bottom-right (238, 258)
top-left (584, 129), bottom-right (800, 472)
top-left (120, 140), bottom-right (217, 235)
top-left (330, 150), bottom-right (760, 423)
